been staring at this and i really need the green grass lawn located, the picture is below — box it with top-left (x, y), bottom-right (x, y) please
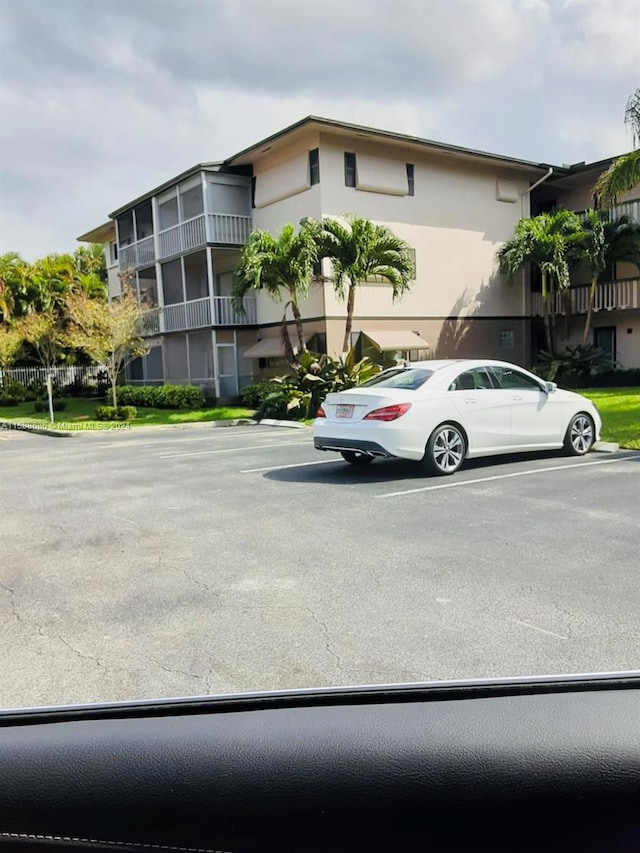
top-left (0, 398), bottom-right (256, 428)
top-left (581, 388), bottom-right (640, 449)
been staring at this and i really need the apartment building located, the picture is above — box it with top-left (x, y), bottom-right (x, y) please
top-left (78, 116), bottom-right (640, 397)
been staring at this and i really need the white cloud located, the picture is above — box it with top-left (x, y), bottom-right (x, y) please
top-left (0, 0), bottom-right (635, 258)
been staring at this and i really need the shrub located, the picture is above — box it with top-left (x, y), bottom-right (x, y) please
top-left (95, 404), bottom-right (137, 421)
top-left (241, 381), bottom-right (276, 408)
top-left (1, 380), bottom-right (27, 402)
top-left (583, 367), bottom-right (640, 388)
top-left (0, 396), bottom-right (20, 407)
top-left (106, 384), bottom-right (204, 409)
top-left (256, 390), bottom-right (294, 420)
top-left (34, 400), bottom-right (67, 413)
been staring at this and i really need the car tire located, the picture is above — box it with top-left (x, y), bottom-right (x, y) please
top-left (563, 412), bottom-right (595, 456)
top-left (341, 450), bottom-right (374, 466)
top-left (422, 423), bottom-right (466, 476)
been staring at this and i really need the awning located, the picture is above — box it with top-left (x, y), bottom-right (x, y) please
top-left (243, 338), bottom-right (296, 359)
top-left (361, 330), bottom-right (430, 352)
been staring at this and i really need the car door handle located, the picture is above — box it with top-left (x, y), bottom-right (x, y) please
top-left (464, 398), bottom-right (477, 404)
top-left (511, 395), bottom-right (524, 401)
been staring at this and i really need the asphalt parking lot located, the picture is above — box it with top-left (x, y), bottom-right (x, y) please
top-left (1, 423), bottom-right (639, 710)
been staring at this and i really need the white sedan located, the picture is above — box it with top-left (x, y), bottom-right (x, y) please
top-left (313, 359), bottom-right (602, 476)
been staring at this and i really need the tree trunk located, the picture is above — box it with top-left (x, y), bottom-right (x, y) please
top-left (541, 271), bottom-right (553, 354)
top-left (280, 304), bottom-right (295, 365)
top-left (289, 296), bottom-right (306, 354)
top-left (110, 358), bottom-right (118, 410)
top-left (341, 285), bottom-right (356, 354)
top-left (582, 276), bottom-right (598, 346)
top-left (46, 372), bottom-right (54, 424)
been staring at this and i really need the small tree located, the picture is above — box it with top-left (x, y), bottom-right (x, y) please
top-left (0, 324), bottom-right (23, 390)
top-left (18, 312), bottom-right (69, 422)
top-left (595, 89), bottom-right (640, 205)
top-left (66, 287), bottom-right (148, 410)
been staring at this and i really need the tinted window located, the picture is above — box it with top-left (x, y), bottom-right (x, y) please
top-left (309, 148), bottom-right (320, 185)
top-left (491, 366), bottom-right (542, 391)
top-left (406, 163), bottom-right (415, 196)
top-left (360, 367), bottom-right (434, 390)
top-left (449, 368), bottom-right (494, 391)
top-left (344, 152), bottom-right (356, 187)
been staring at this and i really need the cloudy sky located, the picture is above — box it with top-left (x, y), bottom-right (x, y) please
top-left (1, 0), bottom-right (638, 259)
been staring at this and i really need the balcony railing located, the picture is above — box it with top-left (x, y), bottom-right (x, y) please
top-left (576, 198), bottom-right (639, 225)
top-left (139, 296), bottom-right (257, 336)
top-left (119, 236), bottom-right (155, 271)
top-left (156, 213), bottom-right (253, 261)
top-left (208, 213), bottom-right (252, 245)
top-left (531, 278), bottom-right (639, 316)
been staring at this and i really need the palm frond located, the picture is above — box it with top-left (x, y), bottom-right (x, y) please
top-left (594, 150), bottom-right (640, 205)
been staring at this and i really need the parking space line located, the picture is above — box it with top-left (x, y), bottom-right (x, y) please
top-left (158, 440), bottom-right (309, 459)
top-left (95, 429), bottom-right (281, 449)
top-left (242, 459), bottom-right (341, 473)
top-left (510, 619), bottom-right (568, 640)
top-left (377, 455), bottom-right (634, 498)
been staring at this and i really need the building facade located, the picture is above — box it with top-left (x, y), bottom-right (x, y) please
top-left (78, 117), bottom-right (640, 397)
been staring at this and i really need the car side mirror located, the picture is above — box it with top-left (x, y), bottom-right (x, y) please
top-left (543, 381), bottom-right (557, 394)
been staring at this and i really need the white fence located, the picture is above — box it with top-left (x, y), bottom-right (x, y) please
top-left (530, 279), bottom-right (639, 316)
top-left (1, 365), bottom-right (109, 388)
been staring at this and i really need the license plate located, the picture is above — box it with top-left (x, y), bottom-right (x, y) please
top-left (335, 404), bottom-right (354, 419)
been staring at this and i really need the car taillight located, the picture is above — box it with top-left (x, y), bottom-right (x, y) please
top-left (363, 403), bottom-right (411, 422)
top-left (316, 405), bottom-right (326, 418)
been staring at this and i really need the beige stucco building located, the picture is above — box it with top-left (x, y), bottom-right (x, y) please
top-left (78, 117), bottom-right (639, 397)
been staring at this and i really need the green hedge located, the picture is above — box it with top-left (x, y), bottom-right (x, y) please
top-left (95, 405), bottom-right (137, 421)
top-left (106, 385), bottom-right (204, 409)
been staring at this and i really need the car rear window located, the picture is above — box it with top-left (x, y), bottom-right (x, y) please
top-left (360, 367), bottom-right (434, 390)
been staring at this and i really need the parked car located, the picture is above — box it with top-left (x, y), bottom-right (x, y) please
top-left (313, 359), bottom-right (602, 475)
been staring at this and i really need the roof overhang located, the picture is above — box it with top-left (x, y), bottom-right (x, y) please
top-left (225, 115), bottom-right (548, 175)
top-left (361, 330), bottom-right (430, 352)
top-left (77, 222), bottom-right (116, 243)
top-left (243, 338), bottom-right (298, 359)
top-left (108, 162), bottom-right (225, 219)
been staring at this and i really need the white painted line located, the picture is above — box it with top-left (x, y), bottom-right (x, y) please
top-left (159, 440), bottom-right (309, 459)
top-left (377, 456), bottom-right (633, 498)
top-left (96, 429), bottom-right (275, 448)
top-left (511, 619), bottom-right (568, 641)
top-left (242, 458), bottom-right (341, 473)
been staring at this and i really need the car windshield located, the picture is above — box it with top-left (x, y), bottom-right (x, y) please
top-left (360, 367), bottom-right (434, 390)
top-left (1, 1), bottom-right (638, 715)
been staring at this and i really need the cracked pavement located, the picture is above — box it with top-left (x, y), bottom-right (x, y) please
top-left (1, 426), bottom-right (639, 709)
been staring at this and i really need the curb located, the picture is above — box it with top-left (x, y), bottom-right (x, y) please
top-left (593, 440), bottom-right (620, 453)
top-left (257, 419), bottom-right (309, 429)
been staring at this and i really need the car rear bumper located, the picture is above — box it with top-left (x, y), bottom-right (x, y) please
top-left (314, 436), bottom-right (396, 458)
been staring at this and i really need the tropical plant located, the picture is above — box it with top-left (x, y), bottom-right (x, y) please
top-left (594, 89), bottom-right (640, 205)
top-left (534, 344), bottom-right (612, 386)
top-left (66, 286), bottom-right (147, 410)
top-left (232, 221), bottom-right (320, 358)
top-left (577, 211), bottom-right (640, 345)
top-left (319, 216), bottom-right (415, 353)
top-left (263, 348), bottom-right (381, 420)
top-left (497, 209), bottom-right (584, 354)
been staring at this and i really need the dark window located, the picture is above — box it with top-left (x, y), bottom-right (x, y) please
top-left (251, 176), bottom-right (257, 208)
top-left (406, 164), bottom-right (415, 196)
top-left (491, 366), bottom-right (542, 391)
top-left (448, 368), bottom-right (494, 392)
top-left (309, 149), bottom-right (320, 185)
top-left (312, 260), bottom-right (322, 278)
top-left (535, 199), bottom-right (557, 215)
top-left (344, 152), bottom-right (356, 187)
top-left (594, 326), bottom-right (616, 365)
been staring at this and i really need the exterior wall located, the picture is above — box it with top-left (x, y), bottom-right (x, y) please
top-left (315, 134), bottom-right (535, 362)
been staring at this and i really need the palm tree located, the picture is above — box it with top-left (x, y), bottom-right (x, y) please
top-left (594, 150), bottom-right (640, 207)
top-left (497, 209), bottom-right (583, 354)
top-left (578, 211), bottom-right (640, 345)
top-left (232, 221), bottom-right (319, 358)
top-left (594, 89), bottom-right (640, 206)
top-left (319, 216), bottom-right (415, 353)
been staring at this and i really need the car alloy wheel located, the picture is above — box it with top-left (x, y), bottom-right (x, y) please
top-left (565, 413), bottom-right (594, 456)
top-left (424, 424), bottom-right (465, 476)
